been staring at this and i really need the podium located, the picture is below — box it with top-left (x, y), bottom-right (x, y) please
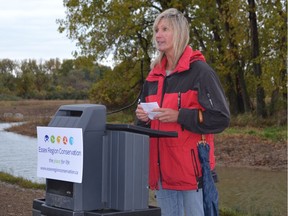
top-left (32, 104), bottom-right (177, 216)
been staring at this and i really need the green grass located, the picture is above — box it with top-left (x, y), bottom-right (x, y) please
top-left (223, 125), bottom-right (286, 142)
top-left (0, 172), bottom-right (45, 190)
top-left (262, 126), bottom-right (287, 142)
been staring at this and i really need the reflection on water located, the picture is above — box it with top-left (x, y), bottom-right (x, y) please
top-left (0, 122), bottom-right (45, 183)
top-left (217, 166), bottom-right (287, 216)
top-left (0, 123), bottom-right (287, 215)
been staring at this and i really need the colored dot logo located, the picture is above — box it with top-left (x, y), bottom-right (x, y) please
top-left (56, 136), bottom-right (61, 144)
top-left (44, 135), bottom-right (49, 142)
top-left (69, 137), bottom-right (74, 145)
top-left (50, 135), bottom-right (55, 143)
top-left (63, 136), bottom-right (68, 145)
top-left (44, 134), bottom-right (74, 145)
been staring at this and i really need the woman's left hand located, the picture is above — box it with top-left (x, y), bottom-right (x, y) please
top-left (153, 108), bottom-right (179, 123)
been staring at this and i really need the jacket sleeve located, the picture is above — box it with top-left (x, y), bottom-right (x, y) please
top-left (178, 63), bottom-right (230, 134)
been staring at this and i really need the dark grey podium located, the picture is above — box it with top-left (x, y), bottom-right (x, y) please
top-left (32, 104), bottom-right (177, 216)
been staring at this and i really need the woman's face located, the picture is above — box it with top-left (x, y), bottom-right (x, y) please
top-left (155, 18), bottom-right (174, 56)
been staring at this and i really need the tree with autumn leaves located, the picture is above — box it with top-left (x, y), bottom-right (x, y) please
top-left (57, 0), bottom-right (286, 118)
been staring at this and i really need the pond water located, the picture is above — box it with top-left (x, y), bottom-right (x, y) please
top-left (0, 122), bottom-right (287, 215)
top-left (0, 122), bottom-right (45, 183)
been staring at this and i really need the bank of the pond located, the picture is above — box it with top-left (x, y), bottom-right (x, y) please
top-left (214, 132), bottom-right (287, 171)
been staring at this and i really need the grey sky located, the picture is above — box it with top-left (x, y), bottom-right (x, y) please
top-left (0, 0), bottom-right (76, 61)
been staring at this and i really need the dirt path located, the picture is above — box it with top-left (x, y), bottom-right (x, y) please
top-left (0, 181), bottom-right (45, 216)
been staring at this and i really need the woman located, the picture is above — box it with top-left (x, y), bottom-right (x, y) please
top-left (135, 8), bottom-right (230, 216)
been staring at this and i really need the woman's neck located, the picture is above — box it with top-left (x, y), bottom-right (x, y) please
top-left (165, 56), bottom-right (174, 71)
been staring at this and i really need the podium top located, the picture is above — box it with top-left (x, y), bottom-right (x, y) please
top-left (106, 124), bottom-right (178, 138)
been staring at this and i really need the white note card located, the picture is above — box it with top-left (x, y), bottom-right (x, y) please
top-left (140, 102), bottom-right (161, 120)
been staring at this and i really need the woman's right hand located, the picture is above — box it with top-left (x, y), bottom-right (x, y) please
top-left (135, 104), bottom-right (150, 122)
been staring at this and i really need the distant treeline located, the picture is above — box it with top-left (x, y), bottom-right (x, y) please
top-left (0, 57), bottom-right (146, 112)
top-left (0, 55), bottom-right (286, 123)
top-left (0, 58), bottom-right (109, 100)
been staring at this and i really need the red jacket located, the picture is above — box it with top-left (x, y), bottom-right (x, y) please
top-left (139, 46), bottom-right (230, 190)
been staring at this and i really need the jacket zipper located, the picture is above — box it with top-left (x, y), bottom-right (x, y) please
top-left (157, 76), bottom-right (168, 188)
top-left (160, 76), bottom-right (168, 107)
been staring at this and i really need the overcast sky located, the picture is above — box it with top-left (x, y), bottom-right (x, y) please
top-left (0, 0), bottom-right (78, 61)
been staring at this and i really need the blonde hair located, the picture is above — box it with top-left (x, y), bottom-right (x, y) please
top-left (151, 8), bottom-right (190, 70)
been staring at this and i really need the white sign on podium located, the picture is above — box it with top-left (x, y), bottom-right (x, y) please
top-left (37, 126), bottom-right (83, 183)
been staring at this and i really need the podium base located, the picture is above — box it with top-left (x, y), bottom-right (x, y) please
top-left (32, 199), bottom-right (161, 216)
